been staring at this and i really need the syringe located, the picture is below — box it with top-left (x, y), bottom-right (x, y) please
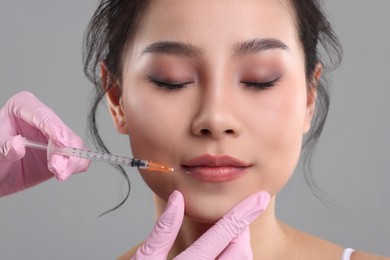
top-left (23, 138), bottom-right (174, 173)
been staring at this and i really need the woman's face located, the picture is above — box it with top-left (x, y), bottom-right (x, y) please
top-left (108, 0), bottom-right (315, 222)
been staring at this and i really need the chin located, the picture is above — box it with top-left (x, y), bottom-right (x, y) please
top-left (180, 186), bottom-right (254, 223)
top-left (184, 203), bottom-right (231, 224)
top-left (173, 172), bottom-right (269, 223)
top-left (185, 207), bottom-right (225, 224)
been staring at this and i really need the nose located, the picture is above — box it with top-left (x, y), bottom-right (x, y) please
top-left (190, 88), bottom-right (242, 139)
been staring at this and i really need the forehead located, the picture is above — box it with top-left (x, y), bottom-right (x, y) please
top-left (135, 0), bottom-right (298, 44)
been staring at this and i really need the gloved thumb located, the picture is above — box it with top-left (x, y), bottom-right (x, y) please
top-left (132, 190), bottom-right (185, 259)
top-left (0, 135), bottom-right (26, 163)
top-left (176, 191), bottom-right (270, 259)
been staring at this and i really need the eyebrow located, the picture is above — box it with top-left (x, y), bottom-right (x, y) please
top-left (141, 38), bottom-right (288, 57)
top-left (141, 41), bottom-right (203, 57)
top-left (233, 38), bottom-right (289, 56)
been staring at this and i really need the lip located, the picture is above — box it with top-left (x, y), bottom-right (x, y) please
top-left (182, 154), bottom-right (251, 182)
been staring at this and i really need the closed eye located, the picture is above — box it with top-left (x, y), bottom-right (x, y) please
top-left (148, 76), bottom-right (193, 90)
top-left (241, 75), bottom-right (282, 90)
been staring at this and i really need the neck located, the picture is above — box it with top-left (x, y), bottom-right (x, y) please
top-left (154, 195), bottom-right (293, 259)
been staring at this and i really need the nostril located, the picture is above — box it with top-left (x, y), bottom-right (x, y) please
top-left (199, 128), bottom-right (235, 136)
top-left (200, 129), bottom-right (211, 135)
top-left (225, 129), bottom-right (234, 135)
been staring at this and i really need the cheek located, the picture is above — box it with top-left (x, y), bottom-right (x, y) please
top-left (248, 84), bottom-right (308, 193)
top-left (122, 90), bottom-right (177, 160)
top-left (120, 87), bottom-right (186, 200)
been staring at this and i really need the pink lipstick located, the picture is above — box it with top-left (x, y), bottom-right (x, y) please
top-left (182, 154), bottom-right (251, 182)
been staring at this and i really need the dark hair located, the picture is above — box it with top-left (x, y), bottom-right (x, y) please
top-left (290, 0), bottom-right (342, 202)
top-left (83, 0), bottom-right (342, 214)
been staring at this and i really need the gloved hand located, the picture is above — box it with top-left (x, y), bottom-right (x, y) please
top-left (133, 190), bottom-right (270, 259)
top-left (0, 91), bottom-right (90, 196)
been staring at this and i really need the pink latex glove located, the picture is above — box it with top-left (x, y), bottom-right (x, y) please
top-left (133, 190), bottom-right (270, 259)
top-left (0, 91), bottom-right (90, 196)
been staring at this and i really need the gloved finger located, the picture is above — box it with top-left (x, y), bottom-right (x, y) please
top-left (0, 135), bottom-right (26, 163)
top-left (48, 135), bottom-right (91, 181)
top-left (4, 91), bottom-right (69, 145)
top-left (0, 135), bottom-right (27, 196)
top-left (217, 226), bottom-right (252, 260)
top-left (175, 191), bottom-right (270, 260)
top-left (133, 190), bottom-right (185, 260)
top-left (48, 154), bottom-right (91, 181)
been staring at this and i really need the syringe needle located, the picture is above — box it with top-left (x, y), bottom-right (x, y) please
top-left (23, 138), bottom-right (174, 173)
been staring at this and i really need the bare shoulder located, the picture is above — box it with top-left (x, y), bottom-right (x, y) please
top-left (280, 222), bottom-right (389, 260)
top-left (116, 242), bottom-right (143, 260)
top-left (351, 251), bottom-right (390, 260)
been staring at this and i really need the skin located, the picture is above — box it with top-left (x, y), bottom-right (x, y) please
top-left (104, 0), bottom-right (389, 259)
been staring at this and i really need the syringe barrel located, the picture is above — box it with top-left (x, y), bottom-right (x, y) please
top-left (46, 139), bottom-right (69, 160)
top-left (47, 140), bottom-right (149, 169)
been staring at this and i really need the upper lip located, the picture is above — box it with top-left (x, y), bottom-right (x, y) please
top-left (182, 154), bottom-right (251, 167)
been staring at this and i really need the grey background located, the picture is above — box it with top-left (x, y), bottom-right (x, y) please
top-left (0, 1), bottom-right (389, 259)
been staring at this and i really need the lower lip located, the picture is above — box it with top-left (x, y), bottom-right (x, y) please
top-left (183, 166), bottom-right (249, 182)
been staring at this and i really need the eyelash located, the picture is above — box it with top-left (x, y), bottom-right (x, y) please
top-left (148, 75), bottom-right (282, 90)
top-left (241, 75), bottom-right (282, 90)
top-left (148, 77), bottom-right (193, 90)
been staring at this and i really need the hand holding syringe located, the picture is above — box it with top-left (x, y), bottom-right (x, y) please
top-left (23, 138), bottom-right (174, 173)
